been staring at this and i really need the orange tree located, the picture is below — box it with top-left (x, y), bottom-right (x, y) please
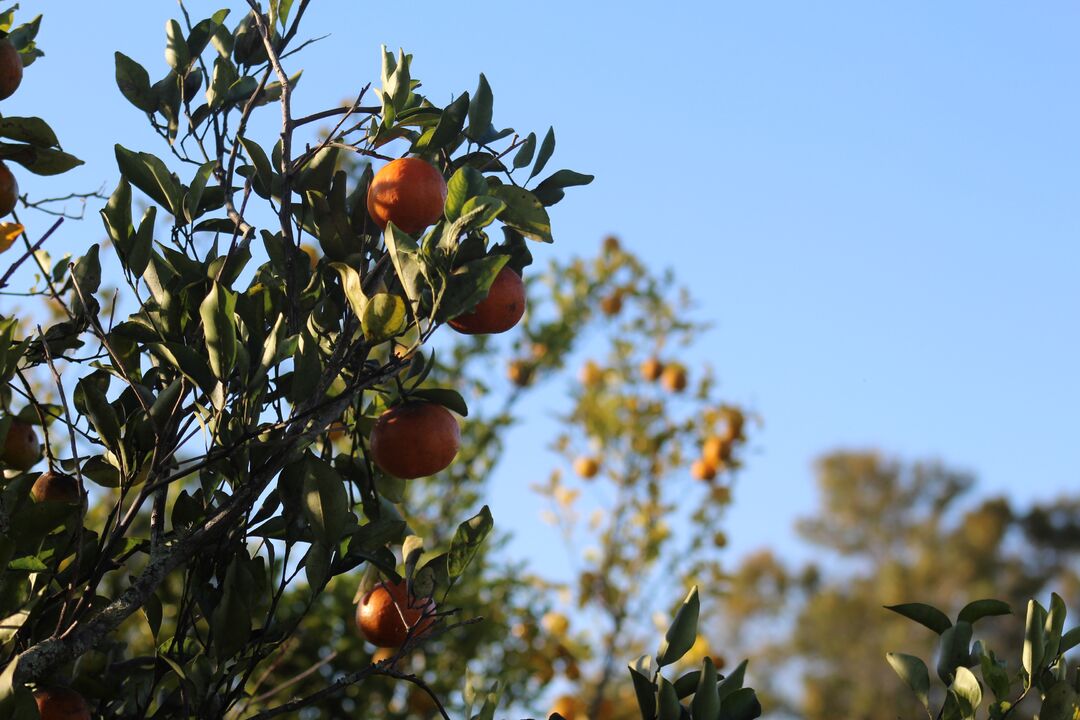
top-left (0, 2), bottom-right (610, 716)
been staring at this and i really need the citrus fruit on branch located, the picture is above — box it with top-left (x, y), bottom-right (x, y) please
top-left (366, 157), bottom-right (447, 235)
top-left (448, 266), bottom-right (526, 335)
top-left (356, 578), bottom-right (437, 648)
top-left (369, 402), bottom-right (460, 479)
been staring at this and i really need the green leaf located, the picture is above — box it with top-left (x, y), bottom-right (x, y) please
top-left (529, 125), bottom-right (555, 180)
top-left (415, 92), bottom-right (469, 152)
top-left (0, 144), bottom-right (83, 176)
top-left (692, 657), bottom-right (721, 720)
top-left (657, 676), bottom-right (681, 720)
top-left (1041, 680), bottom-right (1080, 720)
top-left (239, 135), bottom-right (272, 195)
top-left (184, 161), bottom-right (215, 224)
top-left (149, 342), bottom-right (216, 393)
top-left (489, 184), bottom-right (552, 243)
top-left (629, 664), bottom-right (658, 720)
top-left (383, 223), bottom-right (426, 313)
top-left (1045, 592), bottom-right (1067, 663)
top-left (716, 660), bottom-right (747, 704)
top-left (512, 132), bottom-right (536, 169)
top-left (458, 196), bottom-right (505, 230)
top-left (100, 178), bottom-right (133, 250)
top-left (658, 586), bottom-right (700, 666)
top-left (128, 206), bottom-right (156, 277)
top-left (447, 505), bottom-right (493, 579)
top-left (0, 116), bottom-right (57, 148)
top-left (534, 168), bottom-right (594, 191)
top-left (74, 374), bottom-right (120, 450)
top-left (165, 19), bottom-right (191, 70)
top-left (951, 666), bottom-right (982, 720)
top-left (1059, 626), bottom-right (1080, 656)
top-left (719, 688), bottom-right (761, 720)
top-left (115, 144), bottom-right (183, 215)
top-left (437, 253), bottom-right (509, 322)
top-left (200, 282), bottom-right (237, 380)
top-left (1024, 599), bottom-right (1047, 686)
top-left (210, 560), bottom-right (251, 660)
top-left (885, 602), bottom-right (953, 635)
top-left (444, 165), bottom-right (487, 222)
top-left (114, 52), bottom-right (157, 113)
top-left (302, 456), bottom-right (349, 547)
top-left (980, 653), bottom-right (1011, 701)
top-left (887, 652), bottom-right (930, 710)
top-left (957, 599), bottom-right (1012, 625)
top-left (466, 73), bottom-right (493, 139)
top-left (361, 292), bottom-right (407, 344)
top-left (408, 388), bottom-right (468, 417)
top-left (937, 621), bottom-right (974, 685)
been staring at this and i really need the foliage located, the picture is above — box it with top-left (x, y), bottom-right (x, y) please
top-left (714, 451), bottom-right (1080, 719)
top-left (887, 593), bottom-right (1080, 720)
top-left (0, 2), bottom-right (600, 717)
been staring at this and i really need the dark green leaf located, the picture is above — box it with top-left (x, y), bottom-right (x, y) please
top-left (409, 388), bottom-right (468, 417)
top-left (692, 658), bottom-right (721, 720)
top-left (885, 602), bottom-right (953, 635)
top-left (200, 282), bottom-right (237, 380)
top-left (466, 73), bottom-right (493, 139)
top-left (447, 505), bottom-right (493, 579)
top-left (957, 599), bottom-right (1012, 625)
top-left (512, 132), bottom-right (536, 169)
top-left (529, 126), bottom-right (555, 180)
top-left (658, 586), bottom-right (700, 666)
top-left (114, 52), bottom-right (157, 113)
top-left (489, 185), bottom-right (551, 243)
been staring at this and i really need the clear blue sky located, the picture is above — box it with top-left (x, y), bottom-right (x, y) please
top-left (14, 1), bottom-right (1080, 578)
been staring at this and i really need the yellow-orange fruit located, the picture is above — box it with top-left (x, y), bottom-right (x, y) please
top-left (0, 38), bottom-right (22, 101)
top-left (356, 579), bottom-right (436, 648)
top-left (691, 459), bottom-right (717, 482)
top-left (1, 420), bottom-right (39, 470)
top-left (573, 456), bottom-right (599, 479)
top-left (660, 364), bottom-right (687, 393)
top-left (599, 292), bottom-right (623, 316)
top-left (579, 360), bottom-right (603, 386)
top-left (448, 267), bottom-right (526, 335)
top-left (30, 471), bottom-right (81, 504)
top-left (702, 436), bottom-right (734, 467)
top-left (507, 359), bottom-right (533, 387)
top-left (719, 406), bottom-right (746, 440)
top-left (0, 161), bottom-right (18, 218)
top-left (640, 356), bottom-right (663, 382)
top-left (33, 687), bottom-right (91, 720)
top-left (366, 157), bottom-right (447, 235)
top-left (369, 403), bottom-right (460, 479)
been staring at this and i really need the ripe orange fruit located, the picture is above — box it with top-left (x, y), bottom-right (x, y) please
top-left (366, 157), bottom-right (447, 235)
top-left (369, 402), bottom-right (460, 479)
top-left (660, 364), bottom-right (687, 393)
top-left (573, 456), bottom-right (599, 479)
top-left (33, 687), bottom-right (91, 720)
top-left (691, 459), bottom-right (717, 482)
top-left (1, 420), bottom-right (40, 470)
top-left (602, 235), bottom-right (621, 253)
top-left (579, 360), bottom-right (603, 386)
top-left (448, 266), bottom-right (526, 335)
top-left (640, 356), bottom-right (663, 382)
top-left (371, 646), bottom-right (395, 664)
top-left (702, 436), bottom-right (733, 467)
top-left (356, 579), bottom-right (436, 648)
top-left (599, 292), bottom-right (623, 316)
top-left (30, 471), bottom-right (81, 504)
top-left (0, 38), bottom-right (23, 101)
top-left (507, 359), bottom-right (533, 387)
top-left (0, 161), bottom-right (18, 218)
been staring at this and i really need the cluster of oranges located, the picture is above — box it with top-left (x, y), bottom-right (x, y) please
top-left (0, 36), bottom-right (21, 222)
top-left (640, 355), bottom-right (688, 393)
top-left (690, 405), bottom-right (746, 482)
top-left (356, 156), bottom-right (536, 649)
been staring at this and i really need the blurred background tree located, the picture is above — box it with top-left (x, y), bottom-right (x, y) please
top-left (714, 451), bottom-right (1080, 720)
